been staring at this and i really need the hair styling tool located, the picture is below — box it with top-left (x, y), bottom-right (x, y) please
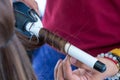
top-left (13, 2), bottom-right (106, 73)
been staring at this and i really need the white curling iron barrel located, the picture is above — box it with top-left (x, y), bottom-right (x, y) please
top-left (26, 13), bottom-right (106, 73)
top-left (65, 43), bottom-right (106, 72)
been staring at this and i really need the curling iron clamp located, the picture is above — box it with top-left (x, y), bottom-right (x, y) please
top-left (13, 2), bottom-right (106, 73)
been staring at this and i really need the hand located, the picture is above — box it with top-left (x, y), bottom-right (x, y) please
top-left (16, 0), bottom-right (40, 15)
top-left (54, 55), bottom-right (119, 80)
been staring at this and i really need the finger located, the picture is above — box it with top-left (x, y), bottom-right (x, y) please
top-left (72, 69), bottom-right (81, 77)
top-left (32, 1), bottom-right (40, 15)
top-left (70, 57), bottom-right (92, 71)
top-left (57, 60), bottom-right (64, 80)
top-left (70, 57), bottom-right (83, 67)
top-left (62, 55), bottom-right (73, 80)
top-left (19, 0), bottom-right (40, 15)
top-left (73, 68), bottom-right (86, 76)
top-left (73, 69), bottom-right (89, 80)
top-left (54, 59), bottom-right (62, 80)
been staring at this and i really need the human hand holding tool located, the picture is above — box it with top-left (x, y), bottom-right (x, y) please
top-left (54, 56), bottom-right (118, 80)
top-left (13, 2), bottom-right (106, 73)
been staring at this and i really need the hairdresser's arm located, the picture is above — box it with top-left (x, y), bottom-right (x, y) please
top-left (15, 0), bottom-right (40, 15)
top-left (54, 56), bottom-right (118, 80)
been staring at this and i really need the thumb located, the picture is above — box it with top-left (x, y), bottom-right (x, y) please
top-left (70, 57), bottom-right (92, 70)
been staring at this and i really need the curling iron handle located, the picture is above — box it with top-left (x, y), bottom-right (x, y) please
top-left (65, 43), bottom-right (106, 73)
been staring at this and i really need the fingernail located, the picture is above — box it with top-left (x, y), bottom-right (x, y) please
top-left (56, 59), bottom-right (62, 66)
top-left (64, 55), bottom-right (69, 62)
top-left (70, 57), bottom-right (77, 64)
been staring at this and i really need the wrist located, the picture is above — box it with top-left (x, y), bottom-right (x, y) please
top-left (98, 53), bottom-right (119, 69)
top-left (97, 48), bottom-right (120, 80)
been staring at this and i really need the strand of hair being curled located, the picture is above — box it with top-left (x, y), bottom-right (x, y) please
top-left (13, 1), bottom-right (67, 53)
top-left (39, 28), bottom-right (67, 53)
top-left (13, 1), bottom-right (69, 54)
top-left (14, 2), bottom-right (107, 73)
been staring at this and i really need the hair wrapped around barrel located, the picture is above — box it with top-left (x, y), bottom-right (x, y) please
top-left (13, 2), bottom-right (108, 73)
top-left (13, 1), bottom-right (67, 52)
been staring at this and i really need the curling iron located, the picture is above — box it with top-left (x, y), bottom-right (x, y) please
top-left (13, 2), bottom-right (106, 73)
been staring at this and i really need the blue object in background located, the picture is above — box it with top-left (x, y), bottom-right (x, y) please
top-left (32, 44), bottom-right (77, 80)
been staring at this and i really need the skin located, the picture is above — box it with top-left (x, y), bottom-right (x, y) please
top-left (15, 0), bottom-right (40, 15)
top-left (11, 0), bottom-right (119, 79)
top-left (54, 55), bottom-right (119, 80)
